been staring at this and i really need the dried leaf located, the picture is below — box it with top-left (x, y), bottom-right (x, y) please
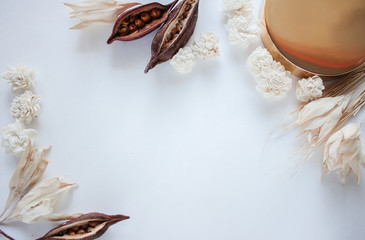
top-left (65, 1), bottom-right (141, 29)
top-left (2, 177), bottom-right (76, 224)
top-left (0, 142), bottom-right (50, 218)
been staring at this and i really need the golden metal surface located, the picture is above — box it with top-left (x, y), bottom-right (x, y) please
top-left (263, 0), bottom-right (365, 77)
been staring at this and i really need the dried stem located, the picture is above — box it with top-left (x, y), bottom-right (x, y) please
top-left (323, 65), bottom-right (365, 97)
top-left (0, 229), bottom-right (15, 240)
top-left (337, 89), bottom-right (365, 129)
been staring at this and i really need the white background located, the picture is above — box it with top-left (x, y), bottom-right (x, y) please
top-left (1, 0), bottom-right (365, 239)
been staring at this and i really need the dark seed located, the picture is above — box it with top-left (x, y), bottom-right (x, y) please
top-left (128, 24), bottom-right (138, 32)
top-left (121, 18), bottom-right (129, 26)
top-left (89, 221), bottom-right (98, 227)
top-left (183, 11), bottom-right (189, 19)
top-left (151, 8), bottom-right (162, 18)
top-left (118, 26), bottom-right (129, 35)
top-left (140, 12), bottom-right (151, 22)
top-left (129, 15), bottom-right (137, 23)
top-left (135, 19), bottom-right (145, 29)
top-left (77, 229), bottom-right (85, 235)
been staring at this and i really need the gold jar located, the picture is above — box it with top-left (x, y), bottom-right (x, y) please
top-left (261, 0), bottom-right (365, 78)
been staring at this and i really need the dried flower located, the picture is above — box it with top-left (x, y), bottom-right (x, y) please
top-left (65, 0), bottom-right (141, 29)
top-left (1, 143), bottom-right (49, 218)
top-left (2, 121), bottom-right (37, 155)
top-left (2, 177), bottom-right (76, 224)
top-left (192, 33), bottom-right (220, 60)
top-left (10, 91), bottom-right (41, 124)
top-left (222, 0), bottom-right (253, 18)
top-left (225, 15), bottom-right (260, 48)
top-left (297, 95), bottom-right (351, 145)
top-left (247, 46), bottom-right (274, 75)
top-left (170, 47), bottom-right (197, 74)
top-left (323, 123), bottom-right (365, 184)
top-left (1, 64), bottom-right (36, 91)
top-left (296, 76), bottom-right (325, 102)
top-left (255, 61), bottom-right (292, 100)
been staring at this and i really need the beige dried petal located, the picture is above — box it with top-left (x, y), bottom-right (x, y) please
top-left (3, 177), bottom-right (75, 224)
top-left (65, 1), bottom-right (141, 29)
top-left (323, 123), bottom-right (365, 184)
top-left (297, 95), bottom-right (351, 144)
top-left (0, 142), bottom-right (49, 218)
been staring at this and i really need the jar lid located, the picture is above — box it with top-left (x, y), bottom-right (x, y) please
top-left (264, 0), bottom-right (365, 76)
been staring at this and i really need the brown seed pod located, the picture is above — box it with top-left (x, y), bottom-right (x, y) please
top-left (144, 0), bottom-right (199, 73)
top-left (107, 0), bottom-right (178, 43)
top-left (36, 212), bottom-right (130, 240)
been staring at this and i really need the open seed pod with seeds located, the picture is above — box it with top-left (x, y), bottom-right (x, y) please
top-left (66, 0), bottom-right (200, 73)
top-left (107, 0), bottom-right (178, 43)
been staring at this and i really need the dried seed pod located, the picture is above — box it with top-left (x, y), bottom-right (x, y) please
top-left (107, 0), bottom-right (178, 43)
top-left (37, 212), bottom-right (130, 240)
top-left (144, 0), bottom-right (200, 73)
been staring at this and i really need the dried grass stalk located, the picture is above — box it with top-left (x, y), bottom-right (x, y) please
top-left (323, 65), bottom-right (365, 97)
top-left (65, 0), bottom-right (141, 29)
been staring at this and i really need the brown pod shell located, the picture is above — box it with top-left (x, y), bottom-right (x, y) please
top-left (37, 212), bottom-right (130, 240)
top-left (144, 0), bottom-right (199, 73)
top-left (107, 0), bottom-right (178, 44)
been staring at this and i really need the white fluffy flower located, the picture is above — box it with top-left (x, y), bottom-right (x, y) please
top-left (255, 61), bottom-right (292, 100)
top-left (225, 15), bottom-right (260, 48)
top-left (2, 64), bottom-right (36, 91)
top-left (11, 91), bottom-right (41, 124)
top-left (192, 33), bottom-right (220, 60)
top-left (222, 0), bottom-right (253, 17)
top-left (296, 76), bottom-right (325, 102)
top-left (2, 120), bottom-right (37, 155)
top-left (323, 123), bottom-right (365, 184)
top-left (247, 46), bottom-right (274, 75)
top-left (170, 47), bottom-right (197, 74)
top-left (297, 95), bottom-right (351, 144)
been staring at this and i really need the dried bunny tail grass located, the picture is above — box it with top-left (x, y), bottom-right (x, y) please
top-left (323, 65), bottom-right (365, 97)
top-left (65, 1), bottom-right (141, 29)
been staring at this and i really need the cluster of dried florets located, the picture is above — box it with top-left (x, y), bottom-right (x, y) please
top-left (222, 0), bottom-right (260, 48)
top-left (170, 32), bottom-right (220, 74)
top-left (247, 47), bottom-right (292, 100)
top-left (296, 76), bottom-right (325, 102)
top-left (1, 64), bottom-right (35, 91)
top-left (0, 65), bottom-right (79, 240)
top-left (2, 65), bottom-right (40, 155)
